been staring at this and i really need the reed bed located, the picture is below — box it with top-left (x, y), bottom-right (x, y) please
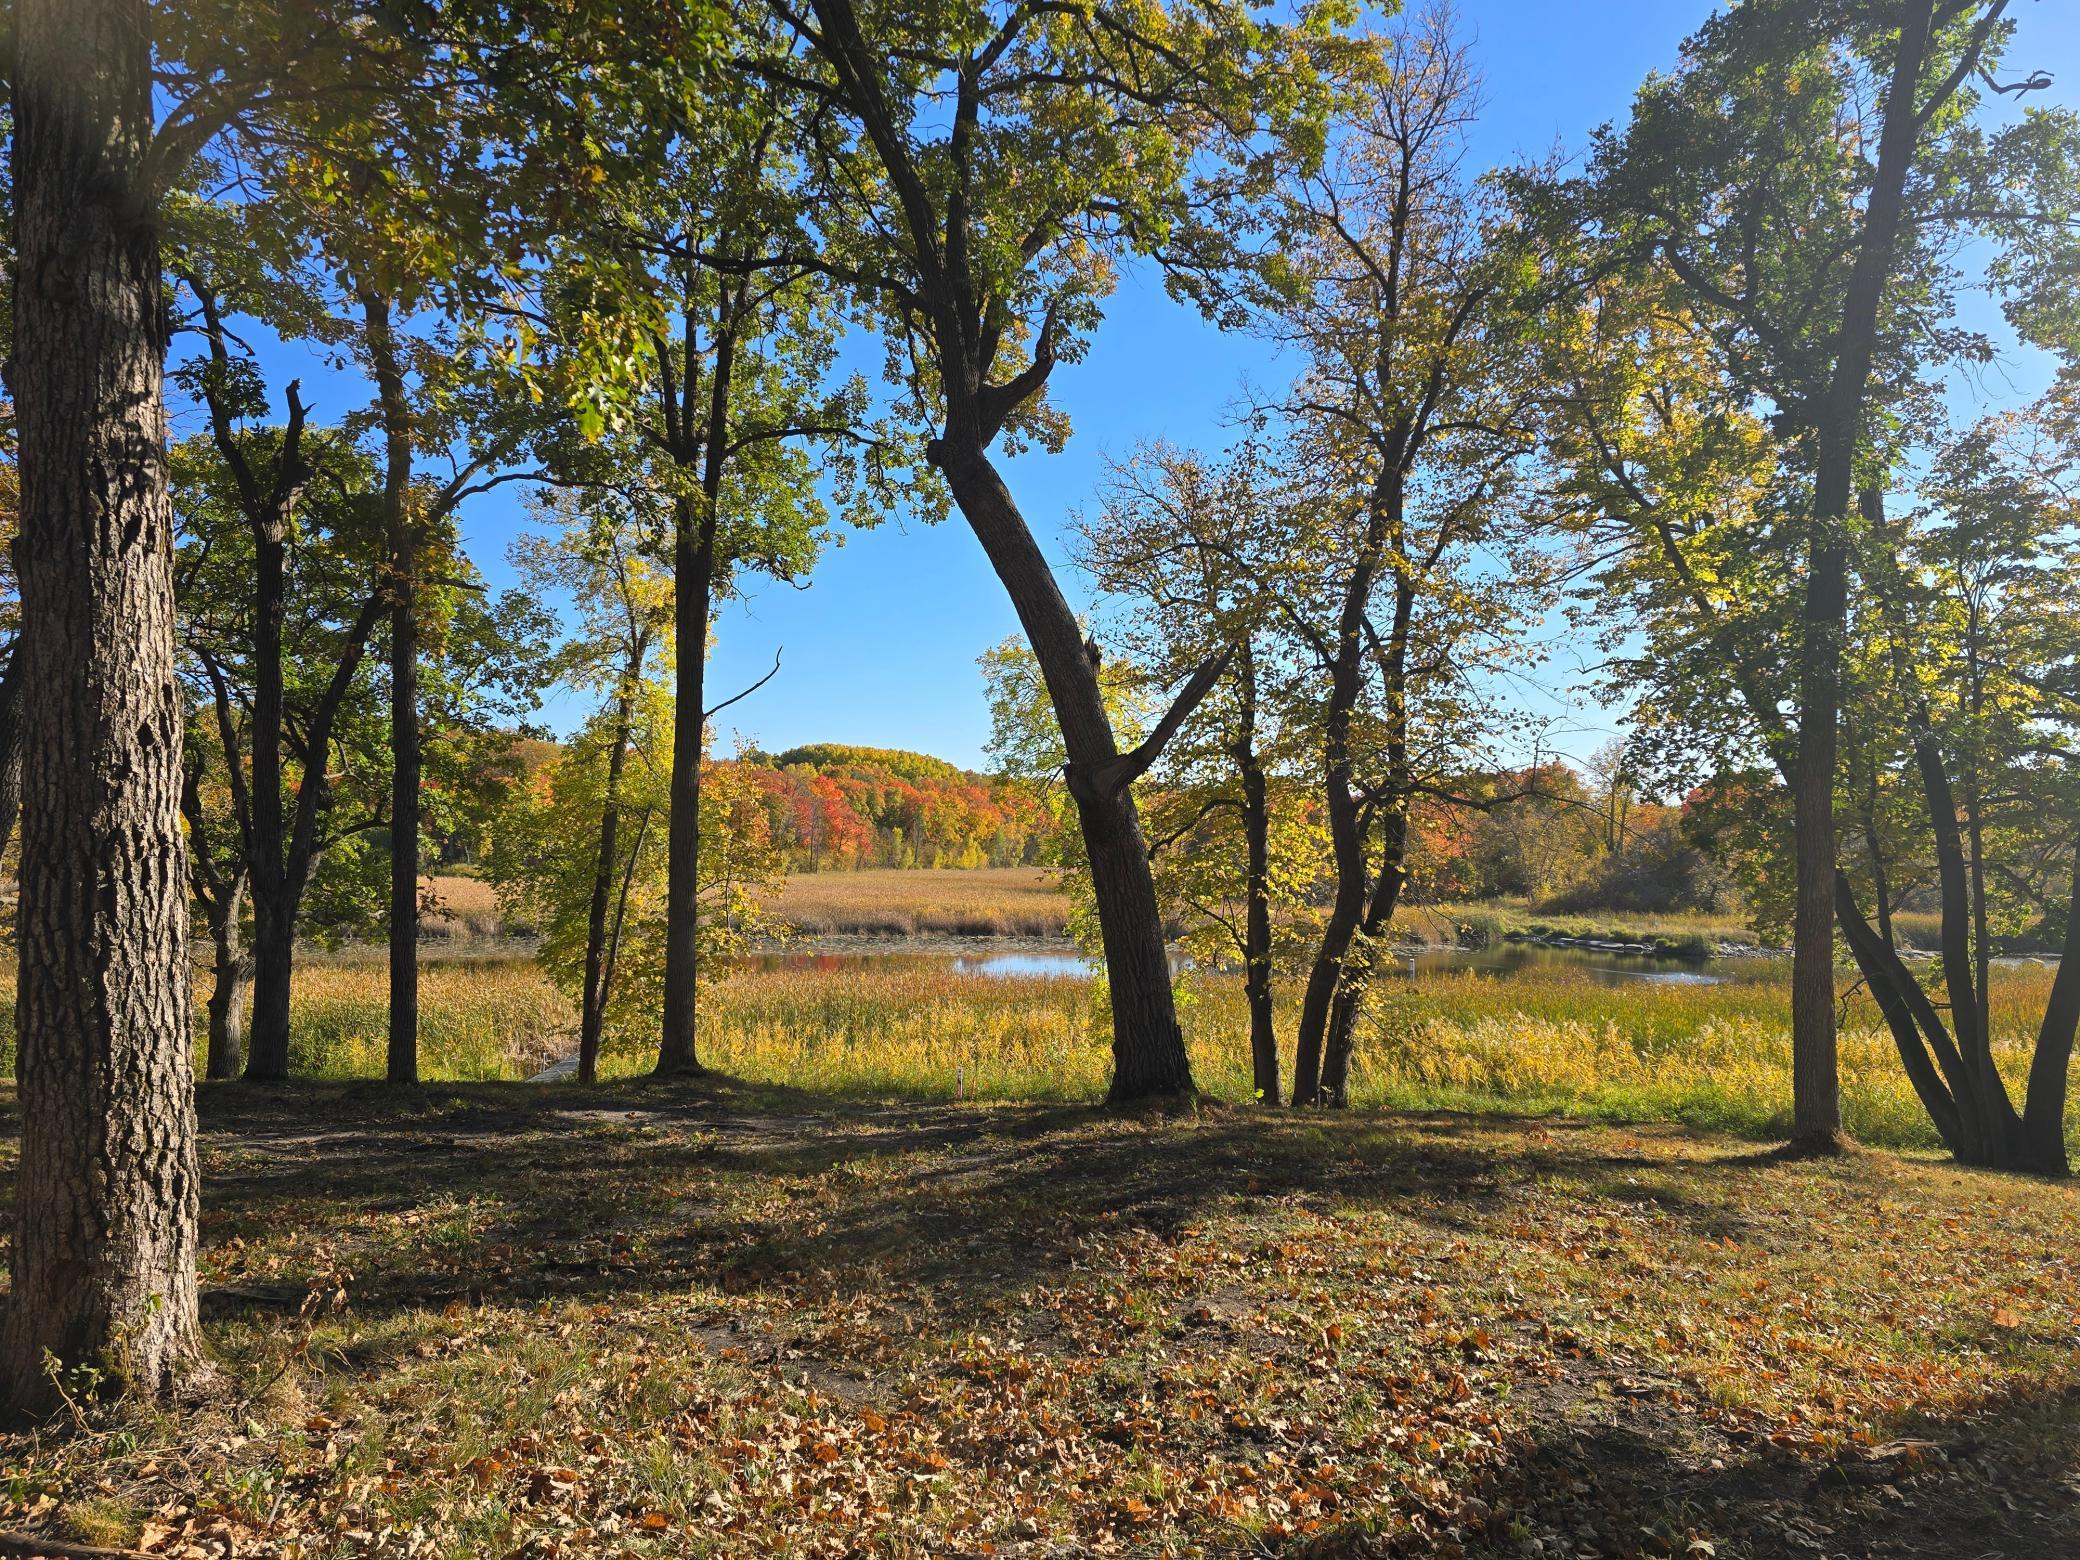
top-left (0, 956), bottom-right (573, 1081)
top-left (0, 940), bottom-right (2066, 1152)
top-left (765, 866), bottom-right (1071, 938)
top-left (600, 954), bottom-right (2075, 1154)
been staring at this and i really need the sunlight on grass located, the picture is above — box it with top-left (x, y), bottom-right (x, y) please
top-left (6, 945), bottom-right (2063, 1152)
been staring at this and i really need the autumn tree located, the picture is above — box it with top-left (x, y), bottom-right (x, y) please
top-left (746, 0), bottom-right (1324, 1100)
top-left (1239, 7), bottom-right (1550, 1104)
top-left (170, 416), bottom-right (388, 1080)
top-left (505, 489), bottom-right (675, 1083)
top-left (1080, 438), bottom-right (1321, 1104)
top-left (1564, 0), bottom-right (2073, 1151)
top-left (523, 41), bottom-right (913, 1078)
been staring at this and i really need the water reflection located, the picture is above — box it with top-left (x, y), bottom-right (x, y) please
top-left (743, 942), bottom-right (1787, 985)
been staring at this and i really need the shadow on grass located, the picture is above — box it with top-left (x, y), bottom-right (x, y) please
top-left (1, 1077), bottom-right (2072, 1556)
top-left (167, 1075), bottom-right (1820, 1331)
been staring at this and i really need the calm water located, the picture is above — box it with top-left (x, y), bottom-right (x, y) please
top-left (744, 942), bottom-right (1792, 986)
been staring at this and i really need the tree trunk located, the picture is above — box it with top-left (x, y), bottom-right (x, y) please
top-left (204, 890), bottom-right (253, 1082)
top-left (3, 0), bottom-right (209, 1404)
top-left (2020, 844), bottom-right (2080, 1175)
top-left (1322, 810), bottom-right (1410, 1106)
top-left (658, 491), bottom-right (714, 1075)
top-left (581, 679), bottom-right (638, 1086)
top-left (659, 312), bottom-right (736, 1078)
top-left (1786, 0), bottom-right (1938, 1154)
top-left (246, 889), bottom-right (297, 1080)
top-left (937, 445), bottom-right (1194, 1103)
top-left (362, 291), bottom-right (420, 1086)
top-left (1292, 751), bottom-right (1364, 1107)
top-left (1234, 655), bottom-right (1278, 1106)
top-left (0, 652), bottom-right (26, 861)
top-left (243, 588), bottom-right (384, 1082)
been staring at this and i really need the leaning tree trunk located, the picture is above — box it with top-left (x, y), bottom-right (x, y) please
top-left (1786, 0), bottom-right (1938, 1155)
top-left (938, 446), bottom-right (1195, 1103)
top-left (2, 0), bottom-right (209, 1406)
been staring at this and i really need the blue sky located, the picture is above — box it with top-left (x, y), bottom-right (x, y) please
top-left (194, 0), bottom-right (2080, 772)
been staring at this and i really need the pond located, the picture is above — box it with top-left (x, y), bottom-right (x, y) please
top-left (743, 941), bottom-right (1795, 986)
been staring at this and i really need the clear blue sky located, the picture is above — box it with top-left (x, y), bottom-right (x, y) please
top-left (190, 0), bottom-right (2080, 772)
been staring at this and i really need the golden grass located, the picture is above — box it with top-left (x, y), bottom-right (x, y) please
top-left (764, 866), bottom-right (1071, 938)
top-left (5, 931), bottom-right (2067, 1153)
top-left (589, 953), bottom-right (2076, 1154)
top-left (424, 872), bottom-right (507, 940)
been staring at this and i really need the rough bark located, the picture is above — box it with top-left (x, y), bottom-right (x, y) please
top-left (203, 901), bottom-right (253, 1083)
top-left (2, 0), bottom-right (208, 1404)
top-left (0, 652), bottom-right (25, 861)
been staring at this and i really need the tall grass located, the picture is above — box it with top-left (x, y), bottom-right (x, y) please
top-left (3, 936), bottom-right (2069, 1154)
top-left (766, 867), bottom-right (1071, 938)
top-left (600, 954), bottom-right (2073, 1153)
top-left (0, 956), bottom-right (573, 1082)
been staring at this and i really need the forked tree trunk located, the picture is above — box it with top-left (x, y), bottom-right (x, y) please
top-left (1292, 703), bottom-right (1365, 1106)
top-left (1321, 810), bottom-right (1410, 1106)
top-left (2, 0), bottom-right (209, 1405)
top-left (243, 588), bottom-right (383, 1082)
top-left (937, 446), bottom-right (1194, 1103)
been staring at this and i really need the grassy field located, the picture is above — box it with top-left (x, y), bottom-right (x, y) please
top-left (588, 957), bottom-right (2071, 1154)
top-left (765, 867), bottom-right (1072, 939)
top-left (2, 1082), bottom-right (2073, 1557)
top-left (62, 948), bottom-right (2065, 1157)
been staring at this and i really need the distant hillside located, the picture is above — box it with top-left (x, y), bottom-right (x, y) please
top-left (733, 744), bottom-right (1052, 871)
top-left (771, 744), bottom-right (966, 785)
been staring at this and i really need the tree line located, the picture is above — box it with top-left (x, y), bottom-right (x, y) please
top-left (4, 0), bottom-right (2077, 1409)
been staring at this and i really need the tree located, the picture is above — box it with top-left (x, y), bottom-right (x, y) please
top-left (507, 489), bottom-right (675, 1082)
top-left (1834, 405), bottom-right (2080, 1170)
top-left (2, 0), bottom-right (206, 1404)
top-left (524, 51), bottom-right (909, 1077)
top-left (1241, 6), bottom-right (1548, 1104)
top-left (168, 239), bottom-right (393, 1080)
top-left (1571, 0), bottom-right (2071, 1152)
top-left (748, 0), bottom-right (1313, 1100)
top-left (1080, 439), bottom-right (1319, 1104)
